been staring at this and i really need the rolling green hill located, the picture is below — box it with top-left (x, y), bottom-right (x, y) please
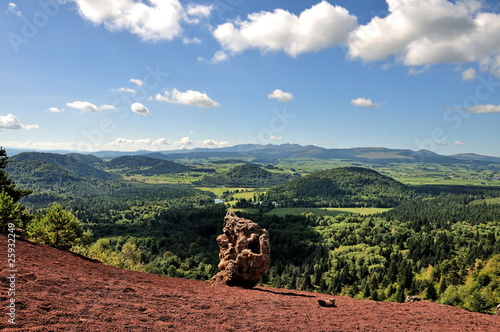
top-left (11, 152), bottom-right (113, 180)
top-left (104, 156), bottom-right (191, 174)
top-left (6, 160), bottom-right (129, 207)
top-left (194, 164), bottom-right (296, 188)
top-left (265, 167), bottom-right (410, 208)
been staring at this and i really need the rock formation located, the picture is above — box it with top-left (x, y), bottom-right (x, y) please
top-left (211, 211), bottom-right (270, 288)
top-left (495, 304), bottom-right (500, 315)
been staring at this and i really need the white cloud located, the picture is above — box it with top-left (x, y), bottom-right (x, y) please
top-left (110, 137), bottom-right (169, 149)
top-left (348, 0), bottom-right (500, 72)
top-left (47, 107), bottom-right (64, 113)
top-left (436, 141), bottom-right (448, 146)
top-left (7, 3), bottom-right (22, 16)
top-left (467, 104), bottom-right (500, 114)
top-left (480, 56), bottom-right (500, 77)
top-left (130, 78), bottom-right (144, 87)
top-left (69, 0), bottom-right (213, 42)
top-left (213, 1), bottom-right (357, 57)
top-left (200, 139), bottom-right (230, 148)
top-left (186, 3), bottom-right (213, 18)
top-left (270, 136), bottom-right (283, 140)
top-left (130, 102), bottom-right (150, 115)
top-left (155, 88), bottom-right (220, 108)
top-left (182, 37), bottom-right (202, 44)
top-left (408, 65), bottom-right (430, 76)
top-left (211, 51), bottom-right (229, 63)
top-left (112, 87), bottom-right (137, 93)
top-left (268, 89), bottom-right (294, 102)
top-left (0, 114), bottom-right (40, 130)
top-left (454, 141), bottom-right (465, 145)
top-left (66, 101), bottom-right (115, 112)
top-left (99, 104), bottom-right (116, 110)
top-left (350, 98), bottom-right (381, 107)
top-left (461, 68), bottom-right (477, 81)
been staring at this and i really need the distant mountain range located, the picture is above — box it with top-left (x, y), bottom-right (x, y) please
top-left (5, 144), bottom-right (500, 164)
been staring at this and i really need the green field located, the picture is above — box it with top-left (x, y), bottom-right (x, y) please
top-left (232, 207), bottom-right (391, 217)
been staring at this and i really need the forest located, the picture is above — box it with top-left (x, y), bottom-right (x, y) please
top-left (1, 148), bottom-right (499, 314)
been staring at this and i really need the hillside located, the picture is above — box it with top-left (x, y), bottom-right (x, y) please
top-left (104, 156), bottom-right (191, 174)
top-left (265, 167), bottom-right (409, 207)
top-left (10, 152), bottom-right (113, 180)
top-left (1, 235), bottom-right (498, 331)
top-left (5, 160), bottom-right (129, 207)
top-left (194, 164), bottom-right (295, 188)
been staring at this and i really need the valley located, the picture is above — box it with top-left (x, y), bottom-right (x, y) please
top-left (3, 144), bottom-right (500, 315)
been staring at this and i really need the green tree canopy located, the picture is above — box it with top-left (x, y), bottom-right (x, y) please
top-left (0, 147), bottom-right (31, 202)
top-left (27, 203), bottom-right (91, 250)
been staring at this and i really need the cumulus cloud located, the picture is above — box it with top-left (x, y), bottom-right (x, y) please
top-left (268, 89), bottom-right (294, 102)
top-left (112, 87), bottom-right (137, 93)
top-left (347, 0), bottom-right (500, 70)
top-left (66, 101), bottom-right (115, 112)
top-left (47, 107), bottom-right (64, 113)
top-left (69, 0), bottom-right (213, 42)
top-left (175, 136), bottom-right (193, 146)
top-left (211, 51), bottom-right (229, 63)
top-left (0, 114), bottom-right (40, 130)
top-left (350, 98), bottom-right (381, 107)
top-left (155, 89), bottom-right (220, 108)
top-left (461, 68), bottom-right (477, 81)
top-left (130, 102), bottom-right (150, 115)
top-left (110, 137), bottom-right (169, 149)
top-left (7, 2), bottom-right (22, 16)
top-left (213, 1), bottom-right (357, 57)
top-left (467, 104), bottom-right (500, 114)
top-left (130, 78), bottom-right (143, 87)
top-left (199, 139), bottom-right (230, 148)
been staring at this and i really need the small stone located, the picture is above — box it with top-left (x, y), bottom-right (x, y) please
top-left (318, 299), bottom-right (336, 308)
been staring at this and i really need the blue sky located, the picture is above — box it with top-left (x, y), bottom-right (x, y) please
top-left (1, 0), bottom-right (500, 156)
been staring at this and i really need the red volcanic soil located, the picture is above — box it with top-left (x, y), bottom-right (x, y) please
top-left (1, 235), bottom-right (499, 331)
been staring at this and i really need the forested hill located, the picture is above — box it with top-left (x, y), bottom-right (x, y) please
top-left (194, 164), bottom-right (295, 188)
top-left (11, 152), bottom-right (113, 180)
top-left (103, 155), bottom-right (191, 174)
top-left (265, 167), bottom-right (410, 208)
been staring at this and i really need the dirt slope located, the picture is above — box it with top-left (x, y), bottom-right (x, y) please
top-left (1, 235), bottom-right (499, 331)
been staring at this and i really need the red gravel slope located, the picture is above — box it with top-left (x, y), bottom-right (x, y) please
top-left (1, 235), bottom-right (499, 331)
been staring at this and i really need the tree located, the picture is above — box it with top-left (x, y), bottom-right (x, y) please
top-left (0, 147), bottom-right (31, 202)
top-left (0, 191), bottom-right (30, 232)
top-left (27, 203), bottom-right (91, 250)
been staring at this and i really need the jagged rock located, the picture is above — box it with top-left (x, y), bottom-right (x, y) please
top-left (318, 299), bottom-right (336, 307)
top-left (405, 296), bottom-right (421, 303)
top-left (211, 211), bottom-right (270, 288)
top-left (495, 304), bottom-right (500, 315)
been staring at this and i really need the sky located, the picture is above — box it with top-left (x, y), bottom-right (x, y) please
top-left (1, 0), bottom-right (500, 156)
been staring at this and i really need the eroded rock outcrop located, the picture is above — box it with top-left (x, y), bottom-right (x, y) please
top-left (211, 211), bottom-right (270, 288)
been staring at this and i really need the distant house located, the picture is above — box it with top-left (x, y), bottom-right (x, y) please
top-left (272, 201), bottom-right (282, 208)
top-left (214, 199), bottom-right (224, 204)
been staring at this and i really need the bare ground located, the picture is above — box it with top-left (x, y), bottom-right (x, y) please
top-left (1, 235), bottom-right (499, 331)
